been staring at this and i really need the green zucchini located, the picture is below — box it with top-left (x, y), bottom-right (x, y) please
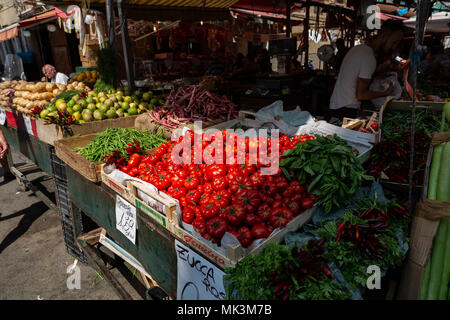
top-left (427, 144), bottom-right (443, 200)
top-left (436, 141), bottom-right (450, 202)
top-left (438, 219), bottom-right (450, 299)
top-left (426, 220), bottom-right (448, 299)
top-left (444, 102), bottom-right (450, 124)
top-left (420, 258), bottom-right (432, 299)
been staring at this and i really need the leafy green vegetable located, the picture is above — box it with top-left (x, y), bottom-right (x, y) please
top-left (281, 135), bottom-right (372, 214)
top-left (224, 243), bottom-right (290, 300)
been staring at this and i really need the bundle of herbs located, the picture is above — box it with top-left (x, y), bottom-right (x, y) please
top-left (281, 135), bottom-right (372, 214)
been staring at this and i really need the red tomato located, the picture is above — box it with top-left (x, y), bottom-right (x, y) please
top-left (244, 214), bottom-right (262, 227)
top-left (206, 217), bottom-right (228, 240)
top-left (201, 203), bottom-right (219, 219)
top-left (225, 205), bottom-right (246, 226)
top-left (184, 176), bottom-right (200, 190)
top-left (236, 226), bottom-right (253, 248)
top-left (301, 198), bottom-right (315, 209)
top-left (212, 177), bottom-right (228, 191)
top-left (251, 224), bottom-right (271, 239)
top-left (182, 207), bottom-right (195, 224)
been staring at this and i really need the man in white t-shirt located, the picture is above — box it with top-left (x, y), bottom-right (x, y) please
top-left (329, 20), bottom-right (405, 119)
top-left (41, 64), bottom-right (69, 85)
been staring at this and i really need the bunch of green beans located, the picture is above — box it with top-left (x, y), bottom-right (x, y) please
top-left (74, 128), bottom-right (167, 163)
top-left (382, 109), bottom-right (449, 139)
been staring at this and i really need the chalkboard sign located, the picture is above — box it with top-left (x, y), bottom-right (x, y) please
top-left (268, 38), bottom-right (297, 56)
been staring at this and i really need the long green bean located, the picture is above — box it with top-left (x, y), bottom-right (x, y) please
top-left (74, 128), bottom-right (167, 163)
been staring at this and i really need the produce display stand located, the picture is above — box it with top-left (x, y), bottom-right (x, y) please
top-left (64, 159), bottom-right (315, 299)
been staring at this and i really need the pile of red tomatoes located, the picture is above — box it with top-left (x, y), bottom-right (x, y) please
top-left (118, 129), bottom-right (316, 248)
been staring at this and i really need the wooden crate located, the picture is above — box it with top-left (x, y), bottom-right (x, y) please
top-left (377, 97), bottom-right (446, 143)
top-left (377, 98), bottom-right (446, 187)
top-left (100, 164), bottom-right (314, 269)
top-left (54, 133), bottom-right (103, 183)
top-left (35, 115), bottom-right (139, 146)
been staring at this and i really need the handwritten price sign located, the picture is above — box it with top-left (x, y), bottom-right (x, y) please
top-left (0, 109), bottom-right (6, 125)
top-left (115, 195), bottom-right (137, 244)
top-left (175, 239), bottom-right (225, 300)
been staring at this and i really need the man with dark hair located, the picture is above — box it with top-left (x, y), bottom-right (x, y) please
top-left (331, 38), bottom-right (349, 71)
top-left (329, 20), bottom-right (404, 118)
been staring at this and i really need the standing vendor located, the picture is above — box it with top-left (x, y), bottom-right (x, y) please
top-left (41, 64), bottom-right (69, 85)
top-left (329, 20), bottom-right (404, 119)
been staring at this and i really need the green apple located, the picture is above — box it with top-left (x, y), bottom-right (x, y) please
top-left (82, 109), bottom-right (93, 122)
top-left (87, 103), bottom-right (96, 112)
top-left (142, 92), bottom-right (152, 101)
top-left (106, 109), bottom-right (117, 119)
top-left (124, 96), bottom-right (132, 103)
top-left (72, 104), bottom-right (82, 112)
top-left (128, 107), bottom-right (138, 115)
top-left (116, 109), bottom-right (124, 117)
top-left (93, 109), bottom-right (104, 120)
top-left (121, 101), bottom-right (129, 110)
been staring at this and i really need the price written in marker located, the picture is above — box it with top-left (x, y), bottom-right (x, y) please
top-left (175, 239), bottom-right (225, 300)
top-left (23, 116), bottom-right (34, 136)
top-left (0, 109), bottom-right (6, 125)
top-left (115, 195), bottom-right (137, 244)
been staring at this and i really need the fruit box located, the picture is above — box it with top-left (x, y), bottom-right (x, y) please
top-left (100, 164), bottom-right (315, 269)
top-left (34, 115), bottom-right (139, 146)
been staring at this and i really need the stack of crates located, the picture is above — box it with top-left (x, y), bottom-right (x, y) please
top-left (49, 146), bottom-right (87, 264)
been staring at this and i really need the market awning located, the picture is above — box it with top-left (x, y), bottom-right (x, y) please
top-left (44, 0), bottom-right (239, 8)
top-left (0, 23), bottom-right (19, 43)
top-left (19, 8), bottom-right (76, 29)
top-left (403, 12), bottom-right (450, 32)
top-left (375, 12), bottom-right (407, 22)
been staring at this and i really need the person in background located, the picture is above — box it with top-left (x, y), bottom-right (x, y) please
top-left (231, 53), bottom-right (261, 81)
top-left (330, 38), bottom-right (349, 72)
top-left (256, 49), bottom-right (271, 75)
top-left (41, 64), bottom-right (69, 85)
top-left (329, 20), bottom-right (404, 119)
top-left (232, 53), bottom-right (244, 73)
top-left (0, 128), bottom-right (13, 182)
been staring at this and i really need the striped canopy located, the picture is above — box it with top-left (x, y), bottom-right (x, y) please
top-left (45, 0), bottom-right (239, 8)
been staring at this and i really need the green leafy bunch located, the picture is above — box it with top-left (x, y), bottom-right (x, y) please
top-left (281, 134), bottom-right (373, 214)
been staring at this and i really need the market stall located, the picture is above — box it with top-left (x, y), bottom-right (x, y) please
top-left (1, 0), bottom-right (450, 301)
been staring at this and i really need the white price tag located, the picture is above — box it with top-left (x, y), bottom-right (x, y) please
top-left (23, 116), bottom-right (34, 135)
top-left (115, 195), bottom-right (137, 244)
top-left (175, 239), bottom-right (225, 300)
top-left (0, 109), bottom-right (6, 125)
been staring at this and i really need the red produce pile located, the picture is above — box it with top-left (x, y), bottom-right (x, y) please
top-left (110, 129), bottom-right (317, 248)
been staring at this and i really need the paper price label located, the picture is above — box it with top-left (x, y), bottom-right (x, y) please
top-left (23, 116), bottom-right (34, 136)
top-left (115, 195), bottom-right (137, 244)
top-left (175, 239), bottom-right (225, 300)
top-left (0, 109), bottom-right (6, 125)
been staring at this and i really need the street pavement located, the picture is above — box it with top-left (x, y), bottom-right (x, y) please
top-left (0, 149), bottom-right (140, 300)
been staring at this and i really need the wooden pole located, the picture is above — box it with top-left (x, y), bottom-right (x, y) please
top-left (117, 0), bottom-right (135, 90)
top-left (304, 0), bottom-right (310, 68)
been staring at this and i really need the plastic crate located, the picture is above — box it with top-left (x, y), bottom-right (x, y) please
top-left (49, 146), bottom-right (67, 181)
top-left (51, 154), bottom-right (88, 264)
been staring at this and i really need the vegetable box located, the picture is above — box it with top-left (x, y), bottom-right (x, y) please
top-left (54, 133), bottom-right (104, 183)
top-left (100, 164), bottom-right (315, 269)
top-left (397, 132), bottom-right (450, 300)
top-left (378, 98), bottom-right (446, 143)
